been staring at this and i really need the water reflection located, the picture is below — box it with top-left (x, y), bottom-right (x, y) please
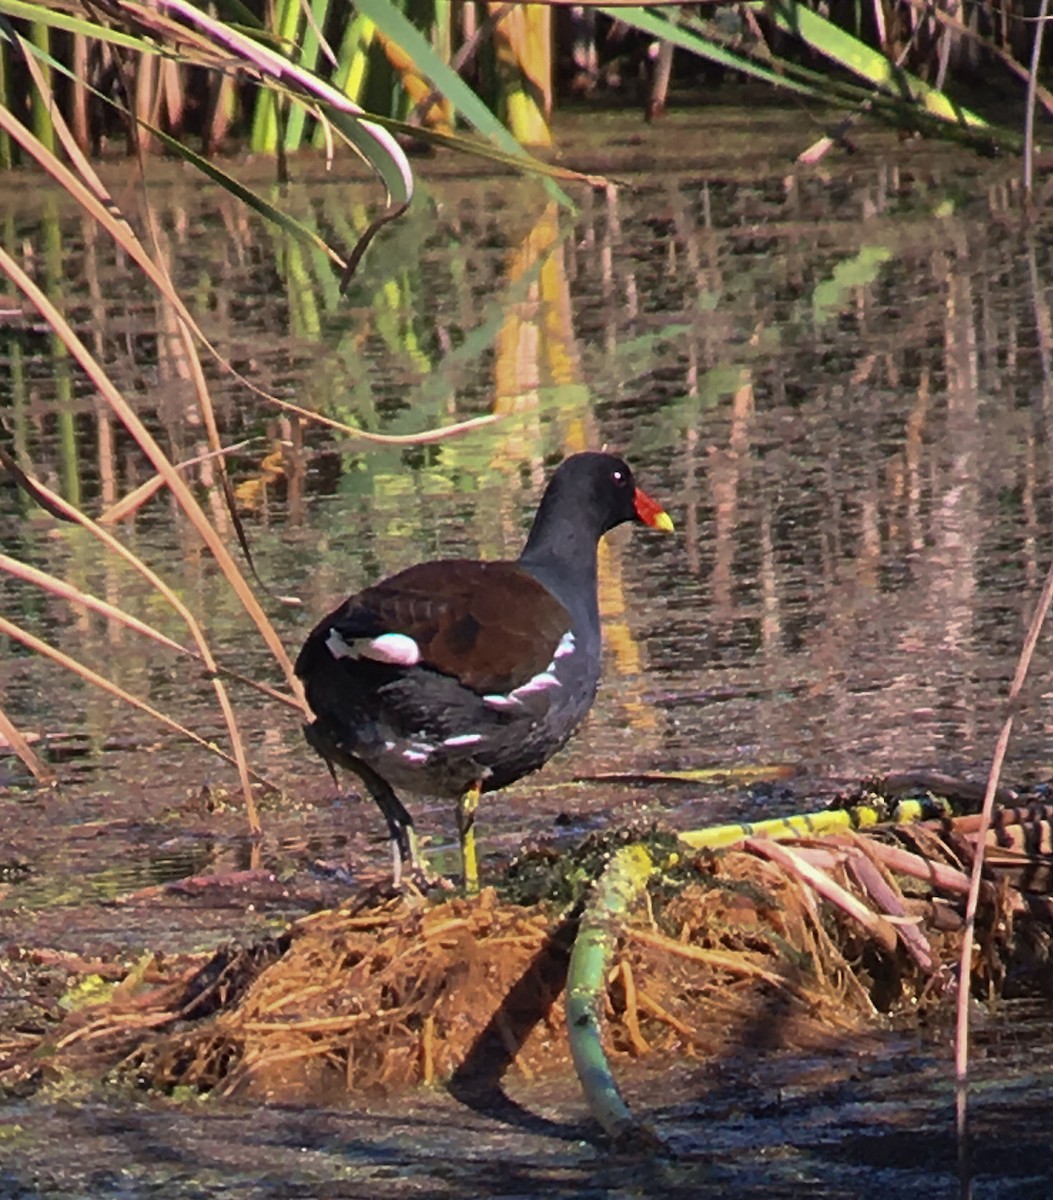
top-left (2, 114), bottom-right (1052, 905)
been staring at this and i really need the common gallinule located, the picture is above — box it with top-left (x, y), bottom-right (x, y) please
top-left (295, 451), bottom-right (673, 890)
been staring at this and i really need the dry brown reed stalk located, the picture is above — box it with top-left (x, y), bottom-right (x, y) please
top-left (0, 465), bottom-right (293, 813)
top-left (1025, 0), bottom-right (1051, 197)
top-left (626, 928), bottom-right (806, 993)
top-left (631, 851), bottom-right (879, 1048)
top-left (746, 837), bottom-right (900, 955)
top-left (0, 453), bottom-right (279, 670)
top-left (615, 960), bottom-right (650, 1055)
top-left (0, 705), bottom-right (54, 784)
top-left (948, 802), bottom-right (1053, 836)
top-left (419, 1013), bottom-right (437, 1085)
top-left (0, 613), bottom-right (277, 794)
top-left (633, 989), bottom-right (696, 1043)
top-left (1, 554), bottom-right (209, 662)
top-left (955, 552), bottom-right (1053, 1143)
top-left (98, 439), bottom-right (255, 525)
top-left (0, 251), bottom-right (282, 829)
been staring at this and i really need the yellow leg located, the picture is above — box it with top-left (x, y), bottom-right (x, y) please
top-left (456, 781), bottom-right (482, 895)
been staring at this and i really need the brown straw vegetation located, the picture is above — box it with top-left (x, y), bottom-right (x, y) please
top-left (3, 807), bottom-right (1052, 1106)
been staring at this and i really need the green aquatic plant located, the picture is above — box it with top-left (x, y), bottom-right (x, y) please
top-left (0, 0), bottom-right (1043, 170)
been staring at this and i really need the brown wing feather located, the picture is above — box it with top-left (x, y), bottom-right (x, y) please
top-left (355, 560), bottom-right (570, 693)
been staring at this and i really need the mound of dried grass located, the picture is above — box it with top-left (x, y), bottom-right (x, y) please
top-left (11, 850), bottom-right (874, 1102)
top-left (6, 810), bottom-right (1051, 1105)
top-left (126, 889), bottom-right (574, 1101)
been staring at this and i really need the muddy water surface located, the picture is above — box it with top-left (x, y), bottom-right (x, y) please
top-left (2, 107), bottom-right (1053, 1194)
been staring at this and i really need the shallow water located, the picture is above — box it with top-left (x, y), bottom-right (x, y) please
top-left (3, 1013), bottom-right (1053, 1198)
top-left (2, 106), bottom-right (1053, 1193)
top-left (3, 112), bottom-right (1052, 896)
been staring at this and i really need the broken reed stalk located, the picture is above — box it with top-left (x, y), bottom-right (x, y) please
top-left (98, 439), bottom-right (255, 525)
top-left (565, 843), bottom-right (658, 1146)
top-left (852, 838), bottom-right (974, 895)
top-left (955, 552), bottom-right (1053, 1144)
top-left (678, 796), bottom-right (943, 853)
top-left (0, 551), bottom-right (300, 712)
top-left (0, 703), bottom-right (54, 783)
top-left (768, 835), bottom-right (935, 972)
top-left (746, 838), bottom-right (900, 955)
top-left (841, 845), bottom-right (934, 972)
top-left (0, 613), bottom-right (278, 793)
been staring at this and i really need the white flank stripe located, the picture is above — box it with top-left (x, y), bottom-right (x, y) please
top-left (513, 671), bottom-right (559, 696)
top-left (484, 666), bottom-right (562, 711)
top-left (401, 741), bottom-right (433, 764)
top-left (443, 733), bottom-right (484, 747)
top-left (553, 631), bottom-right (575, 659)
top-left (327, 628), bottom-right (420, 665)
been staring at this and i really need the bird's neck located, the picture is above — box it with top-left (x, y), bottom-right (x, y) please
top-left (517, 517), bottom-right (602, 632)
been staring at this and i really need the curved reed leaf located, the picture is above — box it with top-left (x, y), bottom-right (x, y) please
top-left (338, 109), bottom-right (612, 186)
top-left (0, 0), bottom-right (159, 53)
top-left (0, 59), bottom-right (491, 452)
top-left (7, 1), bottom-right (414, 275)
top-left (760, 0), bottom-right (987, 127)
top-left (600, 4), bottom-right (822, 99)
top-left (141, 125), bottom-right (345, 267)
top-left (350, 0), bottom-right (573, 207)
top-left (155, 0), bottom-right (414, 207)
top-left (7, 28), bottom-right (346, 269)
